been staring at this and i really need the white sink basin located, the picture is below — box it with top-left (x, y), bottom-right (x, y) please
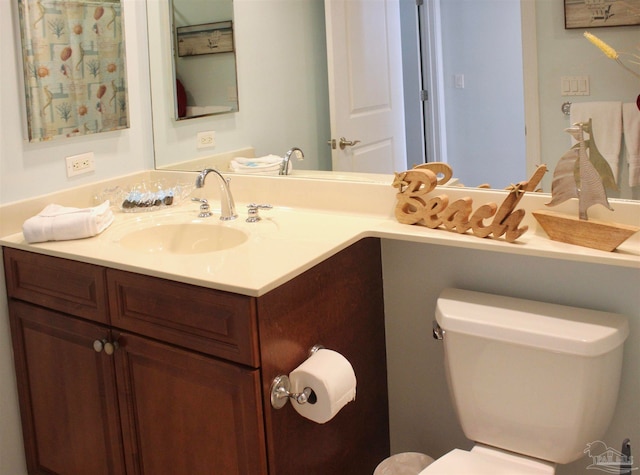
top-left (118, 223), bottom-right (248, 254)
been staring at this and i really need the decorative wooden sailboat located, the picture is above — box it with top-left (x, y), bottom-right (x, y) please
top-left (533, 120), bottom-right (639, 252)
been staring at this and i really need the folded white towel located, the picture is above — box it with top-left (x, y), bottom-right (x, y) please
top-left (229, 155), bottom-right (290, 175)
top-left (22, 201), bottom-right (114, 244)
top-left (570, 101), bottom-right (623, 182)
top-left (622, 102), bottom-right (640, 187)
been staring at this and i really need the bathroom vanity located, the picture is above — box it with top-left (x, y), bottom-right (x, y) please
top-left (1, 171), bottom-right (638, 475)
top-left (3, 239), bottom-right (389, 474)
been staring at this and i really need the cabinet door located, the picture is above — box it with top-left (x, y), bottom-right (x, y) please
top-left (9, 301), bottom-right (125, 475)
top-left (114, 332), bottom-right (267, 475)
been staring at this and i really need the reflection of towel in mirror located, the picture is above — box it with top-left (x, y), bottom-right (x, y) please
top-left (229, 155), bottom-right (288, 175)
top-left (570, 101), bottom-right (622, 182)
top-left (623, 102), bottom-right (640, 187)
top-left (22, 201), bottom-right (114, 243)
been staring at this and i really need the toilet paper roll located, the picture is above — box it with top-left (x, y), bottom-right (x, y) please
top-left (289, 349), bottom-right (357, 424)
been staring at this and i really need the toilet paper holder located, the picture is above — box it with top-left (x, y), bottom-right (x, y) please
top-left (270, 344), bottom-right (323, 410)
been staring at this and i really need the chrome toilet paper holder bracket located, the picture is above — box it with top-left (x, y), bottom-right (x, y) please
top-left (270, 375), bottom-right (313, 409)
top-left (270, 345), bottom-right (323, 410)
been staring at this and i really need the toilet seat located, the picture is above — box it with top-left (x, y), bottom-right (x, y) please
top-left (419, 446), bottom-right (555, 475)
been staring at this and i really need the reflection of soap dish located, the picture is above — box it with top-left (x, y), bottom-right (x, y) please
top-left (96, 182), bottom-right (194, 213)
top-left (122, 189), bottom-right (175, 210)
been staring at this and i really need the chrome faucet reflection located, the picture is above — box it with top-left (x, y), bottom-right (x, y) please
top-left (195, 168), bottom-right (237, 220)
top-left (280, 147), bottom-right (305, 175)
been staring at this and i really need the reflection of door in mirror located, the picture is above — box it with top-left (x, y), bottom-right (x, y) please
top-left (170, 0), bottom-right (239, 120)
top-left (326, 0), bottom-right (407, 174)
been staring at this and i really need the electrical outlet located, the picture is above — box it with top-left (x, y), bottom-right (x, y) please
top-left (65, 152), bottom-right (95, 177)
top-left (197, 131), bottom-right (216, 149)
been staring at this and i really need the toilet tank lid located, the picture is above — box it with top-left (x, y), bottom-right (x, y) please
top-left (435, 289), bottom-right (629, 356)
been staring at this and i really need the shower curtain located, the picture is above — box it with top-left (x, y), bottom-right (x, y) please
top-left (18, 0), bottom-right (129, 142)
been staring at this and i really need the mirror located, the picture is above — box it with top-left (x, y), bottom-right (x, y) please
top-left (147, 0), bottom-right (331, 173)
top-left (149, 0), bottom-right (639, 200)
top-left (170, 0), bottom-right (238, 120)
top-left (18, 0), bottom-right (129, 142)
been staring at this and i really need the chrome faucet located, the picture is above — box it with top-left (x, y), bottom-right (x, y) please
top-left (280, 147), bottom-right (304, 175)
top-left (195, 168), bottom-right (237, 220)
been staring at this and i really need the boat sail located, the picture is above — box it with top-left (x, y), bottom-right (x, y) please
top-left (533, 119), bottom-right (639, 251)
top-left (545, 120), bottom-right (614, 220)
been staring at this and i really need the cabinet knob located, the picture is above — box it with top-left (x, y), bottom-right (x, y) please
top-left (103, 341), bottom-right (119, 356)
top-left (93, 339), bottom-right (119, 355)
top-left (93, 339), bottom-right (105, 353)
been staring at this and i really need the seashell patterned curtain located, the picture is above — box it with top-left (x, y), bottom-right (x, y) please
top-left (18, 0), bottom-right (129, 142)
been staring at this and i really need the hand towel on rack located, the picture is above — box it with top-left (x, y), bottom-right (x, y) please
top-left (570, 101), bottom-right (622, 182)
top-left (22, 201), bottom-right (114, 244)
top-left (622, 102), bottom-right (640, 187)
top-left (229, 155), bottom-right (288, 175)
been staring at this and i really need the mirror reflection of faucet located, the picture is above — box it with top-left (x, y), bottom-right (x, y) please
top-left (194, 168), bottom-right (237, 220)
top-left (280, 147), bottom-right (305, 175)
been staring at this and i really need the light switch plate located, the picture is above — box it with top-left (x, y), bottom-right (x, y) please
top-left (561, 76), bottom-right (590, 96)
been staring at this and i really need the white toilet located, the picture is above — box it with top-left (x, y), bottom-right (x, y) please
top-left (421, 288), bottom-right (629, 474)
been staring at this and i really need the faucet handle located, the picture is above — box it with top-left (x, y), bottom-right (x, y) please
top-left (192, 198), bottom-right (212, 218)
top-left (246, 203), bottom-right (272, 223)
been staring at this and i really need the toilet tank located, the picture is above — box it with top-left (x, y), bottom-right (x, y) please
top-left (435, 288), bottom-right (629, 465)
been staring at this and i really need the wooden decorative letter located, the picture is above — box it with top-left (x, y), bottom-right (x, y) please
top-left (392, 165), bottom-right (547, 243)
top-left (469, 203), bottom-right (498, 238)
top-left (392, 169), bottom-right (437, 225)
top-left (440, 198), bottom-right (473, 234)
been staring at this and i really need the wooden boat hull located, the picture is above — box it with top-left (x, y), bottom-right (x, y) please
top-left (532, 209), bottom-right (639, 252)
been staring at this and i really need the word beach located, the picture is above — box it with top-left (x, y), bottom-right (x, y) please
top-left (392, 166), bottom-right (546, 243)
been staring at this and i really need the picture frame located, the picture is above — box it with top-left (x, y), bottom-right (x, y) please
top-left (177, 20), bottom-right (234, 57)
top-left (564, 0), bottom-right (640, 29)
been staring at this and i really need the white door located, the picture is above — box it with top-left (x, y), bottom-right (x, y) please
top-left (325, 0), bottom-right (407, 173)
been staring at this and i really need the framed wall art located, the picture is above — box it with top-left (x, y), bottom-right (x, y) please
top-left (177, 21), bottom-right (234, 57)
top-left (565, 0), bottom-right (640, 29)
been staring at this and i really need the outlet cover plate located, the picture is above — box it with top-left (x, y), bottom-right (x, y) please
top-left (197, 131), bottom-right (216, 149)
top-left (65, 152), bottom-right (95, 177)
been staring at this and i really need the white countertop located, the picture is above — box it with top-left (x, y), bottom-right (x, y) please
top-left (1, 171), bottom-right (638, 297)
top-left (2, 202), bottom-right (380, 296)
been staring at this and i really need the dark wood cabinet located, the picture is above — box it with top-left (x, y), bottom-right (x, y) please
top-left (8, 301), bottom-right (125, 475)
top-left (4, 238), bottom-right (389, 474)
top-left (106, 268), bottom-right (259, 366)
top-left (113, 332), bottom-right (266, 475)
